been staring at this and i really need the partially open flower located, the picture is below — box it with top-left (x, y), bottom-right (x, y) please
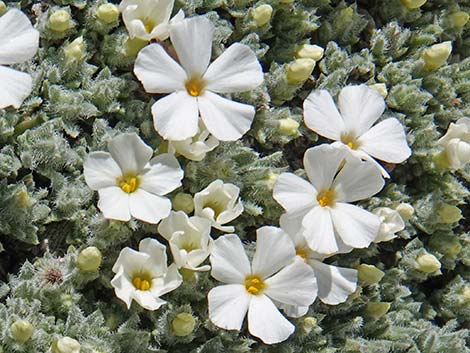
top-left (168, 122), bottom-right (219, 161)
top-left (437, 117), bottom-right (470, 170)
top-left (372, 207), bottom-right (405, 243)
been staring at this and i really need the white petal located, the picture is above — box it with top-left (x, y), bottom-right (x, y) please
top-left (134, 43), bottom-right (186, 93)
top-left (302, 206), bottom-right (338, 254)
top-left (309, 259), bottom-right (357, 305)
top-left (112, 247), bottom-right (149, 274)
top-left (333, 157), bottom-right (384, 203)
top-left (330, 203), bottom-right (380, 248)
top-left (139, 154), bottom-right (183, 195)
top-left (0, 66), bottom-right (32, 109)
top-left (151, 91), bottom-right (199, 141)
top-left (303, 144), bottom-right (346, 192)
top-left (252, 226), bottom-right (296, 279)
top-left (107, 133), bottom-right (153, 175)
top-left (248, 295), bottom-right (294, 344)
top-left (132, 290), bottom-right (166, 311)
top-left (358, 118), bottom-right (411, 163)
top-left (303, 90), bottom-right (345, 141)
top-left (0, 9), bottom-right (39, 65)
top-left (138, 238), bottom-right (168, 275)
top-left (98, 187), bottom-right (131, 221)
top-left (350, 148), bottom-right (391, 178)
top-left (204, 43), bottom-right (263, 93)
top-left (198, 91), bottom-right (255, 141)
top-left (278, 303), bottom-right (309, 318)
top-left (338, 85), bottom-right (385, 136)
top-left (210, 234), bottom-right (251, 284)
top-left (111, 268), bottom-right (135, 309)
top-left (129, 189), bottom-right (171, 224)
top-left (208, 284), bottom-right (250, 330)
top-left (83, 152), bottom-right (121, 190)
top-left (150, 263), bottom-right (183, 297)
top-left (170, 16), bottom-right (214, 76)
top-left (273, 173), bottom-right (317, 215)
top-left (265, 258), bottom-right (317, 306)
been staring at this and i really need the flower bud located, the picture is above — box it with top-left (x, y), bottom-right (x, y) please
top-left (423, 41), bottom-right (452, 71)
top-left (172, 192), bottom-right (194, 214)
top-left (48, 10), bottom-right (72, 32)
top-left (263, 171), bottom-right (279, 190)
top-left (437, 118), bottom-right (470, 170)
top-left (437, 203), bottom-right (462, 224)
top-left (278, 118), bottom-right (300, 135)
top-left (10, 320), bottom-right (33, 344)
top-left (365, 302), bottom-right (390, 320)
top-left (461, 286), bottom-right (470, 303)
top-left (252, 4), bottom-right (273, 27)
top-left (286, 58), bottom-right (315, 85)
top-left (401, 0), bottom-right (427, 9)
top-left (96, 3), bottom-right (119, 24)
top-left (415, 254), bottom-right (441, 273)
top-left (369, 83), bottom-right (388, 98)
top-left (52, 337), bottom-right (81, 353)
top-left (279, 0), bottom-right (294, 3)
top-left (302, 317), bottom-right (318, 334)
top-left (396, 203), bottom-right (414, 220)
top-left (296, 44), bottom-right (324, 61)
top-left (172, 313), bottom-right (196, 337)
top-left (64, 37), bottom-right (85, 62)
top-left (447, 11), bottom-right (469, 28)
top-left (357, 264), bottom-right (384, 286)
top-left (77, 246), bottom-right (102, 272)
top-left (0, 1), bottom-right (7, 16)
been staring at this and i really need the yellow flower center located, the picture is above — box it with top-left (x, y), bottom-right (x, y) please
top-left (132, 276), bottom-right (151, 291)
top-left (341, 134), bottom-right (360, 150)
top-left (296, 246), bottom-right (309, 262)
top-left (317, 189), bottom-right (335, 207)
top-left (117, 175), bottom-right (139, 193)
top-left (244, 275), bottom-right (266, 295)
top-left (185, 76), bottom-right (206, 97)
top-left (141, 18), bottom-right (156, 33)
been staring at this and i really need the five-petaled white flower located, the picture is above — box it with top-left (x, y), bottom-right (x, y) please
top-left (119, 0), bottom-right (184, 41)
top-left (111, 238), bottom-right (182, 310)
top-left (303, 85), bottom-right (411, 178)
top-left (134, 16), bottom-right (264, 141)
top-left (208, 227), bottom-right (317, 344)
top-left (158, 211), bottom-right (213, 271)
top-left (0, 9), bottom-right (39, 109)
top-left (83, 132), bottom-right (183, 224)
top-left (273, 144), bottom-right (384, 255)
top-left (194, 179), bottom-right (244, 232)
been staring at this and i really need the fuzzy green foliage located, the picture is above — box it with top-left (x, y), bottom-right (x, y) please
top-left (1, 0), bottom-right (470, 352)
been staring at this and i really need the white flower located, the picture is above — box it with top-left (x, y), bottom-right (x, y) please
top-left (168, 121), bottom-right (219, 161)
top-left (372, 207), bottom-right (405, 243)
top-left (194, 179), bottom-right (244, 232)
top-left (119, 0), bottom-right (184, 41)
top-left (273, 144), bottom-right (384, 255)
top-left (134, 16), bottom-right (264, 141)
top-left (437, 117), bottom-right (470, 170)
top-left (158, 211), bottom-right (213, 271)
top-left (303, 85), bottom-right (411, 178)
top-left (0, 9), bottom-right (39, 109)
top-left (111, 238), bottom-right (182, 310)
top-left (83, 132), bottom-right (183, 224)
top-left (208, 227), bottom-right (317, 344)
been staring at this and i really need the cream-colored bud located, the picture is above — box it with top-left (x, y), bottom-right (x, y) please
top-left (437, 203), bottom-right (462, 224)
top-left (395, 203), bottom-right (414, 220)
top-left (0, 1), bottom-right (7, 16)
top-left (365, 302), bottom-right (390, 320)
top-left (172, 313), bottom-right (196, 337)
top-left (263, 171), bottom-right (279, 190)
top-left (416, 254), bottom-right (441, 273)
top-left (302, 317), bottom-right (317, 333)
top-left (96, 3), bottom-right (119, 24)
top-left (10, 320), bottom-right (33, 344)
top-left (252, 4), bottom-right (273, 27)
top-left (423, 41), bottom-right (452, 71)
top-left (64, 37), bottom-right (85, 61)
top-left (52, 337), bottom-right (81, 353)
top-left (48, 10), bottom-right (72, 32)
top-left (286, 58), bottom-right (315, 85)
top-left (296, 44), bottom-right (324, 61)
top-left (77, 246), bottom-right (102, 272)
top-left (401, 0), bottom-right (427, 9)
top-left (357, 264), bottom-right (384, 286)
top-left (447, 11), bottom-right (469, 28)
top-left (172, 192), bottom-right (194, 214)
top-left (369, 83), bottom-right (388, 98)
top-left (278, 118), bottom-right (300, 135)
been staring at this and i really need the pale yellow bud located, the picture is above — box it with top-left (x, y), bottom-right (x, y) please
top-left (10, 320), bottom-right (33, 344)
top-left (286, 58), bottom-right (315, 85)
top-left (416, 254), bottom-right (441, 273)
top-left (296, 44), bottom-right (324, 61)
top-left (447, 11), bottom-right (469, 28)
top-left (263, 171), bottom-right (279, 190)
top-left (357, 264), bottom-right (385, 286)
top-left (77, 247), bottom-right (102, 272)
top-left (395, 203), bottom-right (414, 220)
top-left (365, 302), bottom-right (390, 320)
top-left (423, 41), bottom-right (452, 71)
top-left (369, 83), bottom-right (388, 98)
top-left (0, 1), bottom-right (7, 16)
top-left (64, 37), bottom-right (85, 61)
top-left (401, 0), bottom-right (427, 10)
top-left (52, 337), bottom-right (81, 353)
top-left (172, 192), bottom-right (194, 214)
top-left (48, 10), bottom-right (72, 32)
top-left (252, 4), bottom-right (273, 27)
top-left (96, 3), bottom-right (119, 24)
top-left (172, 313), bottom-right (196, 337)
top-left (279, 0), bottom-right (295, 3)
top-left (278, 118), bottom-right (300, 135)
top-left (302, 317), bottom-right (317, 333)
top-left (437, 203), bottom-right (462, 224)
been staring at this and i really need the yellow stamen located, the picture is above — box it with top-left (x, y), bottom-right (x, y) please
top-left (317, 189), bottom-right (335, 207)
top-left (185, 76), bottom-right (206, 97)
top-left (296, 247), bottom-right (309, 262)
top-left (142, 18), bottom-right (155, 33)
top-left (133, 276), bottom-right (151, 291)
top-left (244, 275), bottom-right (266, 295)
top-left (341, 134), bottom-right (360, 150)
top-left (117, 175), bottom-right (139, 193)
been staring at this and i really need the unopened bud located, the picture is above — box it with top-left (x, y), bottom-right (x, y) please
top-left (172, 193), bottom-right (194, 214)
top-left (77, 246), bottom-right (102, 272)
top-left (357, 264), bottom-right (384, 286)
top-left (369, 83), bottom-right (388, 98)
top-left (64, 37), bottom-right (85, 61)
top-left (252, 4), bottom-right (273, 27)
top-left (365, 302), bottom-right (390, 320)
top-left (416, 254), bottom-right (441, 273)
top-left (52, 337), bottom-right (81, 353)
top-left (278, 118), bottom-right (300, 135)
top-left (437, 203), bottom-right (462, 224)
top-left (401, 0), bottom-right (427, 10)
top-left (302, 317), bottom-right (318, 333)
top-left (286, 58), bottom-right (315, 85)
top-left (172, 313), bottom-right (196, 337)
top-left (96, 3), bottom-right (119, 24)
top-left (423, 41), bottom-right (452, 71)
top-left (10, 320), bottom-right (33, 344)
top-left (48, 10), bottom-right (72, 32)
top-left (396, 203), bottom-right (414, 220)
top-left (0, 1), bottom-right (7, 16)
top-left (296, 44), bottom-right (324, 61)
top-left (447, 11), bottom-right (469, 28)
